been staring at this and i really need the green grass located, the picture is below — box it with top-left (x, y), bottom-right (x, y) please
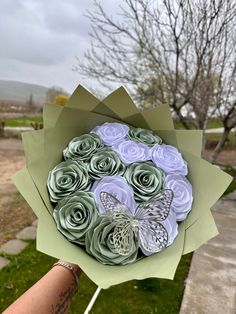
top-left (205, 132), bottom-right (236, 141)
top-left (0, 241), bottom-right (192, 313)
top-left (206, 119), bottom-right (223, 129)
top-left (5, 116), bottom-right (43, 127)
top-left (205, 132), bottom-right (236, 147)
top-left (174, 119), bottom-right (223, 130)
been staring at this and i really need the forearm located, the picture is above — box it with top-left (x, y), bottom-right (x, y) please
top-left (3, 262), bottom-right (81, 314)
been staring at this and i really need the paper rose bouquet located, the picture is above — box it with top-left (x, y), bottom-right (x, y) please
top-left (48, 121), bottom-right (193, 265)
top-left (13, 85), bottom-right (232, 288)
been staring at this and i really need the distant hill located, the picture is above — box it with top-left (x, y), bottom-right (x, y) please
top-left (0, 80), bottom-right (48, 106)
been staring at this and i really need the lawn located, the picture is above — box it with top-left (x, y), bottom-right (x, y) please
top-left (205, 132), bottom-right (236, 147)
top-left (5, 116), bottom-right (43, 127)
top-left (174, 118), bottom-right (223, 129)
top-left (0, 241), bottom-right (192, 313)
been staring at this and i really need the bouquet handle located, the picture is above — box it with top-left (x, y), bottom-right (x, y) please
top-left (84, 286), bottom-right (102, 314)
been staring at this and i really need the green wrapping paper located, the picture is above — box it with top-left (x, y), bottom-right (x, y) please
top-left (12, 85), bottom-right (232, 288)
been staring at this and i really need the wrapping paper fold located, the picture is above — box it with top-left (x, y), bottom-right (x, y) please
top-left (13, 85), bottom-right (232, 288)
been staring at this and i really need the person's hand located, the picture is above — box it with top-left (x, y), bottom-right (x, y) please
top-left (3, 260), bottom-right (82, 314)
top-left (54, 260), bottom-right (82, 286)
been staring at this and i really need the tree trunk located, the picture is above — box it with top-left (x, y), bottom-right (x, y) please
top-left (200, 118), bottom-right (209, 157)
top-left (208, 128), bottom-right (230, 163)
top-left (0, 120), bottom-right (5, 137)
top-left (201, 131), bottom-right (207, 158)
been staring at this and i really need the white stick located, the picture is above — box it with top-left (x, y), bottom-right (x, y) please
top-left (84, 286), bottom-right (102, 314)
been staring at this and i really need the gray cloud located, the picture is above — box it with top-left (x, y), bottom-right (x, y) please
top-left (0, 0), bottom-right (122, 92)
top-left (0, 0), bottom-right (90, 65)
top-left (41, 1), bottom-right (90, 36)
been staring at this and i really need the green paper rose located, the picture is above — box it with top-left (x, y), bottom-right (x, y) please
top-left (85, 216), bottom-right (139, 265)
top-left (125, 162), bottom-right (165, 202)
top-left (128, 127), bottom-right (162, 146)
top-left (88, 147), bottom-right (125, 180)
top-left (53, 191), bottom-right (98, 245)
top-left (47, 159), bottom-right (91, 203)
top-left (63, 133), bottom-right (103, 162)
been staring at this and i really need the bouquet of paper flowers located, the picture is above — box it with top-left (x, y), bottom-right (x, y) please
top-left (48, 121), bottom-right (193, 265)
top-left (13, 85), bottom-right (232, 288)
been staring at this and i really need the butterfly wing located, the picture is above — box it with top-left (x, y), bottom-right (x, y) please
top-left (139, 220), bottom-right (168, 254)
top-left (100, 191), bottom-right (130, 215)
top-left (135, 189), bottom-right (173, 221)
top-left (113, 219), bottom-right (136, 256)
top-left (100, 192), bottom-right (136, 256)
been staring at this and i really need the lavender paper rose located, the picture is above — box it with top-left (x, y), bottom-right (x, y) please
top-left (151, 144), bottom-right (188, 175)
top-left (91, 175), bottom-right (137, 214)
top-left (164, 174), bottom-right (193, 221)
top-left (91, 122), bottom-right (129, 146)
top-left (112, 140), bottom-right (150, 165)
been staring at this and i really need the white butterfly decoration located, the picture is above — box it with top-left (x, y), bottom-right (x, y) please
top-left (100, 189), bottom-right (174, 256)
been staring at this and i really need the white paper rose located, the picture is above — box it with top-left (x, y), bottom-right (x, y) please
top-left (151, 144), bottom-right (188, 175)
top-left (91, 175), bottom-right (137, 214)
top-left (112, 140), bottom-right (150, 165)
top-left (164, 174), bottom-right (193, 221)
top-left (91, 122), bottom-right (129, 146)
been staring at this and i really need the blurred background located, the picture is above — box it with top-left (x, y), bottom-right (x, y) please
top-left (0, 1), bottom-right (235, 313)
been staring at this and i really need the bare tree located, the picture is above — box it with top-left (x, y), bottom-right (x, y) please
top-left (27, 93), bottom-right (35, 112)
top-left (46, 86), bottom-right (69, 104)
top-left (75, 0), bottom-right (236, 161)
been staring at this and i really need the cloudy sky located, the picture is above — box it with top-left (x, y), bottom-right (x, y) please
top-left (0, 0), bottom-right (121, 93)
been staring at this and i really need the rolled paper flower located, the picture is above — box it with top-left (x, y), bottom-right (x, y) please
top-left (140, 209), bottom-right (178, 256)
top-left (85, 216), bottom-right (139, 265)
top-left (88, 147), bottom-right (125, 180)
top-left (163, 210), bottom-right (178, 246)
top-left (112, 140), bottom-right (150, 165)
top-left (151, 144), bottom-right (188, 175)
top-left (91, 122), bottom-right (129, 146)
top-left (91, 175), bottom-right (137, 214)
top-left (63, 133), bottom-right (102, 162)
top-left (164, 174), bottom-right (193, 221)
top-left (128, 127), bottom-right (162, 146)
top-left (47, 159), bottom-right (91, 203)
top-left (125, 162), bottom-right (165, 202)
top-left (53, 191), bottom-right (98, 245)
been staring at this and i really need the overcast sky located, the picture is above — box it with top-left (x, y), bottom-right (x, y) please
top-left (0, 0), bottom-right (121, 93)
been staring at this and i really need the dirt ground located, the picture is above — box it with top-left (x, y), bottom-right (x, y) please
top-left (0, 138), bottom-right (36, 246)
top-left (0, 138), bottom-right (235, 246)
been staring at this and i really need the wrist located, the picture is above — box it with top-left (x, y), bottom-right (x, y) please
top-left (53, 260), bottom-right (81, 288)
top-left (58, 260), bottom-right (81, 275)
